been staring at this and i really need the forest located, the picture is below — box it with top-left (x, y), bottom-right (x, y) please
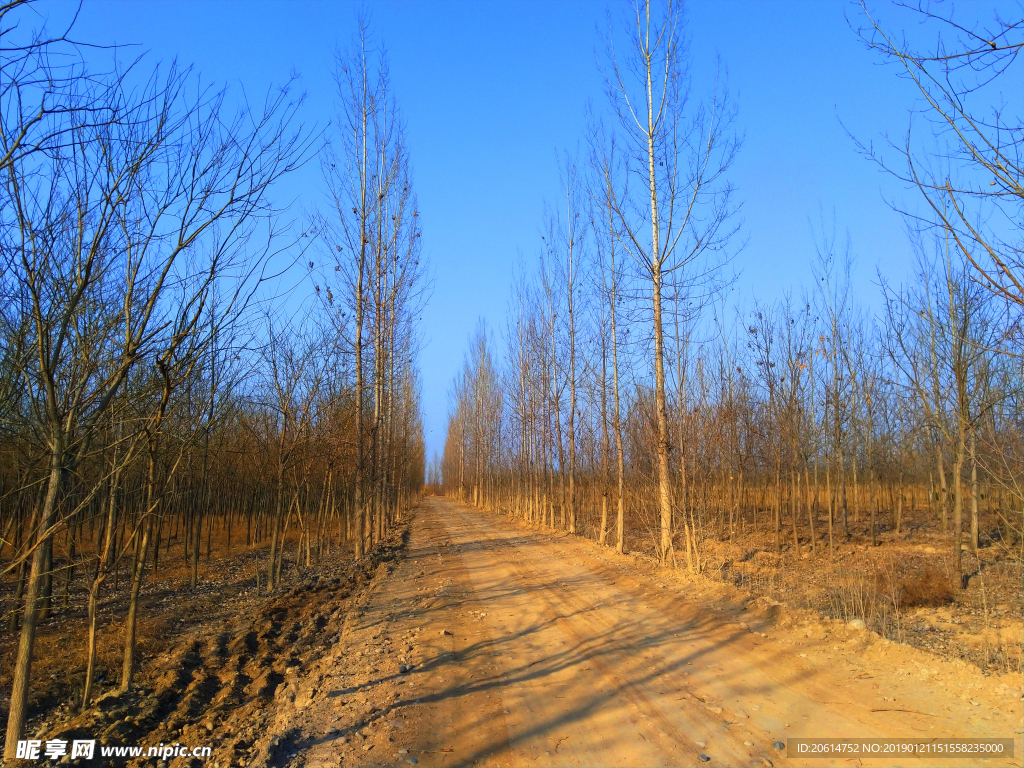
top-left (0, 2), bottom-right (426, 757)
top-left (0, 0), bottom-right (1021, 764)
top-left (439, 0), bottom-right (1022, 669)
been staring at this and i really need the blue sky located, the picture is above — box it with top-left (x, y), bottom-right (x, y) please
top-left (36, 0), bottom-right (970, 459)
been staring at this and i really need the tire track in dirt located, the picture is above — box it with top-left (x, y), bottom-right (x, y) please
top-left (284, 498), bottom-right (1019, 768)
top-left (460, 521), bottom-right (744, 766)
top-left (428, 505), bottom-right (789, 767)
top-left (441, 501), bottom-right (1020, 768)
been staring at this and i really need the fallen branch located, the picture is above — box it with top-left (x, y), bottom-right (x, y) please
top-left (869, 708), bottom-right (939, 717)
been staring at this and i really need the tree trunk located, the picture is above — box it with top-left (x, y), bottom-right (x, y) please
top-left (120, 514), bottom-right (152, 691)
top-left (805, 466), bottom-right (816, 555)
top-left (970, 431), bottom-right (979, 553)
top-left (5, 448), bottom-right (63, 759)
top-left (953, 436), bottom-right (965, 589)
top-left (82, 471), bottom-right (119, 710)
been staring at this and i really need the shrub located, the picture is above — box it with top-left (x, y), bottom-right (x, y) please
top-left (899, 567), bottom-right (954, 607)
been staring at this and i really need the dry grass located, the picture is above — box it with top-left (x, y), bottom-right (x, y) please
top-left (682, 514), bottom-right (1022, 677)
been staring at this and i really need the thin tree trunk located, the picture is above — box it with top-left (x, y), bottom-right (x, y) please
top-left (4, 449), bottom-right (63, 759)
top-left (120, 514), bottom-right (152, 691)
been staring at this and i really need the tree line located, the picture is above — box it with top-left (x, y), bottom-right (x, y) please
top-left (0, 3), bottom-right (427, 757)
top-left (441, 1), bottom-right (1022, 593)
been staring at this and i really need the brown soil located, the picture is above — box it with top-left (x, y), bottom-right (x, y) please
top-left (5, 527), bottom-right (407, 767)
top-left (11, 498), bottom-right (1023, 767)
top-left (691, 524), bottom-right (1022, 677)
top-left (2, 529), bottom-right (308, 727)
top-left (272, 498), bottom-right (1021, 768)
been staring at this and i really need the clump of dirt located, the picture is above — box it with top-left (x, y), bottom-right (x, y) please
top-left (3, 530), bottom-right (286, 731)
top-left (24, 522), bottom-right (411, 767)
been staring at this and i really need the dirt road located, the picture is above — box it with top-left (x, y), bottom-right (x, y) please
top-left (280, 498), bottom-right (1021, 768)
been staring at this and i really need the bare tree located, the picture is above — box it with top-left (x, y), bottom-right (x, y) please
top-left (600, 0), bottom-right (741, 564)
top-left (882, 244), bottom-right (1003, 588)
top-left (1, 46), bottom-right (310, 755)
top-left (321, 19), bottom-right (426, 557)
top-left (855, 1), bottom-right (1024, 313)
